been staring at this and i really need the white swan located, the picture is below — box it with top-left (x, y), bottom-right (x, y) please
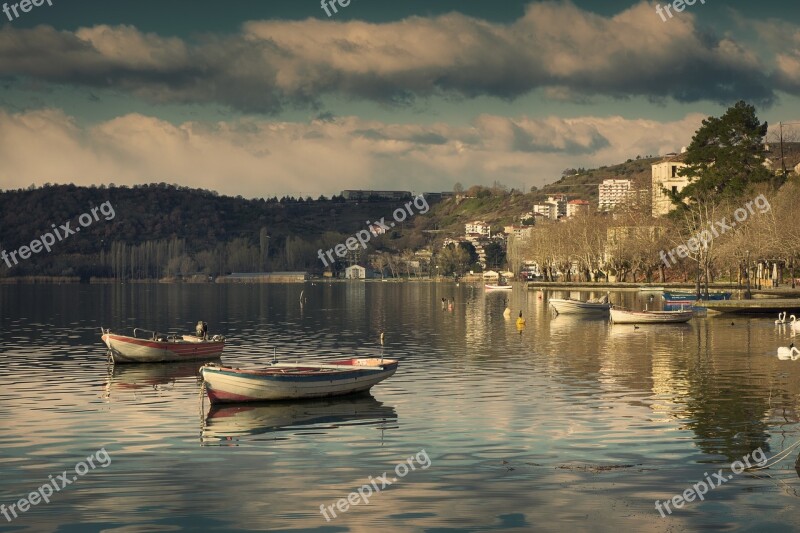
top-left (777, 343), bottom-right (800, 360)
top-left (776, 311), bottom-right (787, 324)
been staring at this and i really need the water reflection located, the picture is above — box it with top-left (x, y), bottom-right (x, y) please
top-left (201, 394), bottom-right (397, 445)
top-left (103, 360), bottom-right (213, 400)
top-left (1, 283), bottom-right (800, 530)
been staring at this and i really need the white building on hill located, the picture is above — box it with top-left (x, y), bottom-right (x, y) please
top-left (651, 156), bottom-right (690, 217)
top-left (598, 179), bottom-right (633, 211)
top-left (465, 221), bottom-right (491, 236)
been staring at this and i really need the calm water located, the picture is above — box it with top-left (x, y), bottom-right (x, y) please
top-left (1, 283), bottom-right (799, 532)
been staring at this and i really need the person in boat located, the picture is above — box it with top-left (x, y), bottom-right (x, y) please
top-left (516, 311), bottom-right (526, 326)
top-left (196, 321), bottom-right (208, 340)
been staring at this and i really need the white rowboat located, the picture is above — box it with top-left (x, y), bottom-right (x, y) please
top-left (610, 308), bottom-right (693, 324)
top-left (200, 357), bottom-right (398, 403)
top-left (549, 298), bottom-right (611, 315)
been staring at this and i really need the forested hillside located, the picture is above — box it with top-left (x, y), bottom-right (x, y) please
top-left (0, 183), bottom-right (553, 280)
top-left (0, 184), bottom-right (436, 279)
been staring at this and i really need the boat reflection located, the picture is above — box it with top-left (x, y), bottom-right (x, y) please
top-left (548, 314), bottom-right (609, 338)
top-left (103, 359), bottom-right (219, 399)
top-left (201, 393), bottom-right (397, 445)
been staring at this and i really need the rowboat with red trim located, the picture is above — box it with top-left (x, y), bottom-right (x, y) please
top-left (101, 325), bottom-right (225, 364)
top-left (200, 358), bottom-right (398, 403)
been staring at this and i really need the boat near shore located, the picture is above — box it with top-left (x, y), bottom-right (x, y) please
top-left (200, 357), bottom-right (398, 403)
top-left (485, 284), bottom-right (513, 290)
top-left (101, 323), bottom-right (225, 364)
top-left (610, 308), bottom-right (694, 324)
top-left (663, 291), bottom-right (731, 302)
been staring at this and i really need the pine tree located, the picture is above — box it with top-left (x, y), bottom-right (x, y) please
top-left (674, 101), bottom-right (773, 205)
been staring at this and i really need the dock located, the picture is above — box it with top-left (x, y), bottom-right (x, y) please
top-left (702, 298), bottom-right (800, 315)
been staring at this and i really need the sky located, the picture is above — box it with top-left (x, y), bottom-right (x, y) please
top-left (1, 0), bottom-right (799, 199)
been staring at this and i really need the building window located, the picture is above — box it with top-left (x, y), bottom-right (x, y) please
top-left (671, 165), bottom-right (678, 177)
top-left (671, 186), bottom-right (678, 193)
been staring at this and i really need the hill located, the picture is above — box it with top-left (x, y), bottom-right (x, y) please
top-left (4, 143), bottom-right (798, 281)
top-left (531, 156), bottom-right (660, 204)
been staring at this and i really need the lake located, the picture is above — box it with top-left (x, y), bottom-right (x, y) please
top-left (0, 282), bottom-right (798, 532)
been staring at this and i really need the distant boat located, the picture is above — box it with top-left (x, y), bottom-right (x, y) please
top-left (610, 308), bottom-right (693, 324)
top-left (549, 297), bottom-right (611, 316)
top-left (101, 325), bottom-right (225, 364)
top-left (663, 291), bottom-right (731, 302)
top-left (200, 357), bottom-right (398, 403)
top-left (485, 283), bottom-right (513, 290)
top-left (639, 286), bottom-right (665, 292)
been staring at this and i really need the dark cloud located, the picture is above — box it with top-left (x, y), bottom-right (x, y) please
top-left (0, 2), bottom-right (792, 112)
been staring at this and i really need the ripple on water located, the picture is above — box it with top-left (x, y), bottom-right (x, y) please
top-left (0, 284), bottom-right (799, 531)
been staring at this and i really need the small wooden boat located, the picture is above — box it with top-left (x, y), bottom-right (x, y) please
top-left (549, 297), bottom-right (611, 315)
top-left (610, 308), bottom-right (693, 324)
top-left (485, 283), bottom-right (512, 290)
top-left (663, 291), bottom-right (731, 302)
top-left (200, 357), bottom-right (398, 403)
top-left (101, 324), bottom-right (225, 364)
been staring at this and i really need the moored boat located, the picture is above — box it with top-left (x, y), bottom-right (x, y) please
top-left (663, 291), bottom-right (731, 302)
top-left (101, 322), bottom-right (225, 364)
top-left (200, 357), bottom-right (398, 403)
top-left (485, 284), bottom-right (513, 290)
top-left (549, 297), bottom-right (611, 315)
top-left (610, 308), bottom-right (694, 324)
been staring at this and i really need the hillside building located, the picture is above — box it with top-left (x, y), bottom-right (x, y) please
top-left (465, 221), bottom-right (491, 236)
top-left (566, 199), bottom-right (590, 217)
top-left (598, 179), bottom-right (633, 211)
top-left (341, 190), bottom-right (411, 201)
top-left (545, 194), bottom-right (568, 218)
top-left (651, 156), bottom-right (690, 217)
top-left (532, 203), bottom-right (557, 220)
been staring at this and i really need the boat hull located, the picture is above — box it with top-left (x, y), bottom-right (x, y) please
top-left (610, 309), bottom-right (693, 324)
top-left (549, 298), bottom-right (611, 315)
top-left (200, 358), bottom-right (398, 403)
top-left (485, 284), bottom-right (512, 290)
top-left (663, 292), bottom-right (731, 302)
top-left (102, 333), bottom-right (225, 363)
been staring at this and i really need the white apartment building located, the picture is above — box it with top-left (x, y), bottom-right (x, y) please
top-left (465, 221), bottom-right (491, 236)
top-left (651, 158), bottom-right (690, 217)
top-left (545, 195), bottom-right (567, 218)
top-left (598, 179), bottom-right (633, 211)
top-left (532, 203), bottom-right (556, 220)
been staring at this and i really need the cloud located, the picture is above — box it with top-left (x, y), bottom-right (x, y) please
top-left (753, 21), bottom-right (800, 92)
top-left (0, 2), bottom-right (788, 112)
top-left (0, 108), bottom-right (705, 197)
